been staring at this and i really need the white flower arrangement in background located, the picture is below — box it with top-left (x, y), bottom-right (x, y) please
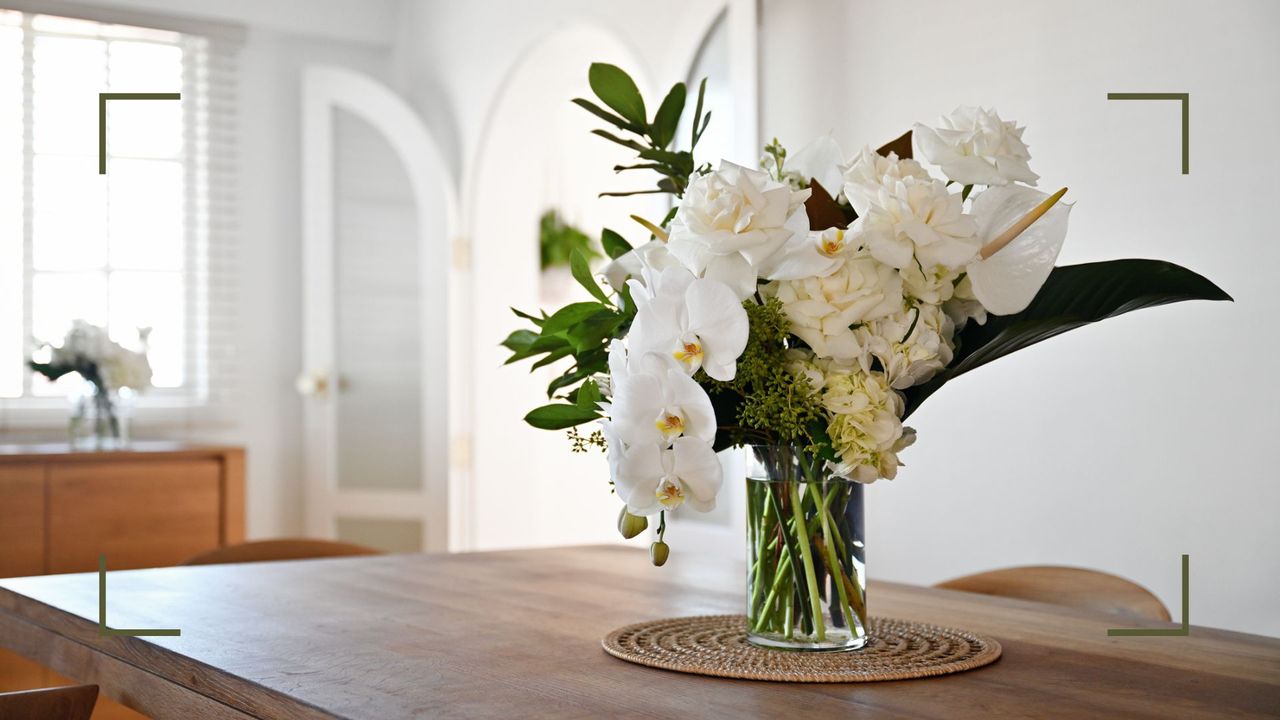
top-left (504, 64), bottom-right (1230, 564)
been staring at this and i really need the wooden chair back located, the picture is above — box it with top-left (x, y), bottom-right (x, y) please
top-left (936, 565), bottom-right (1171, 622)
top-left (183, 538), bottom-right (382, 566)
top-left (0, 684), bottom-right (98, 720)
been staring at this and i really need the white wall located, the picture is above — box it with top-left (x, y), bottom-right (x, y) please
top-left (761, 0), bottom-right (1280, 637)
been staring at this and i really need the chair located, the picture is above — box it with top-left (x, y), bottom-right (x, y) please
top-left (935, 566), bottom-right (1171, 622)
top-left (183, 538), bottom-right (383, 566)
top-left (0, 684), bottom-right (98, 720)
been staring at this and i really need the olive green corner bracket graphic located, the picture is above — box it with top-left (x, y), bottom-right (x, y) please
top-left (97, 92), bottom-right (181, 175)
top-left (1107, 554), bottom-right (1189, 637)
top-left (1106, 92), bottom-right (1189, 174)
top-left (98, 556), bottom-right (181, 637)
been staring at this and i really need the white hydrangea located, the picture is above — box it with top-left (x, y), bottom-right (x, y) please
top-left (818, 368), bottom-right (914, 482)
top-left (857, 303), bottom-right (956, 390)
top-left (853, 178), bottom-right (980, 273)
top-left (762, 252), bottom-right (903, 363)
top-left (913, 106), bottom-right (1039, 187)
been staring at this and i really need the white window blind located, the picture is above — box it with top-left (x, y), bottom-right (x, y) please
top-left (0, 5), bottom-right (240, 424)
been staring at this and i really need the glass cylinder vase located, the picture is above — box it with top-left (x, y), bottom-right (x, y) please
top-left (68, 380), bottom-right (130, 450)
top-left (745, 444), bottom-right (866, 651)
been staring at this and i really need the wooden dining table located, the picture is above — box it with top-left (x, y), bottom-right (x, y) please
top-left (1, 545), bottom-right (1277, 718)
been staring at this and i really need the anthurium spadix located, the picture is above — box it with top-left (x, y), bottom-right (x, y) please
top-left (627, 267), bottom-right (748, 381)
top-left (614, 436), bottom-right (724, 516)
top-left (966, 185), bottom-right (1071, 315)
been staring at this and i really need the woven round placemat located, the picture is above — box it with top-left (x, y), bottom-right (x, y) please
top-left (602, 615), bottom-right (1001, 682)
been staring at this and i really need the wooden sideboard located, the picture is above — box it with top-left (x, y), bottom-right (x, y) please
top-left (0, 442), bottom-right (245, 578)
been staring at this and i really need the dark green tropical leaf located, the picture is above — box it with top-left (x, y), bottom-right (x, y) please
top-left (601, 228), bottom-right (633, 259)
top-left (525, 403), bottom-right (600, 430)
top-left (651, 82), bottom-right (686, 149)
top-left (570, 249), bottom-right (610, 304)
top-left (902, 259), bottom-right (1232, 417)
top-left (588, 63), bottom-right (646, 126)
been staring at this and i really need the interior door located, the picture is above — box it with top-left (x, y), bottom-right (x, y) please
top-left (300, 67), bottom-right (455, 553)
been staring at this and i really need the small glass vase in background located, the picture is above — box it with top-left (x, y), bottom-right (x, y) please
top-left (745, 444), bottom-right (866, 651)
top-left (68, 380), bottom-right (132, 450)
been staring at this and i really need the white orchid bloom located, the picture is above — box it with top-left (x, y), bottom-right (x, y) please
top-left (913, 106), bottom-right (1039, 187)
top-left (602, 239), bottom-right (680, 293)
top-left (610, 352), bottom-right (717, 447)
top-left (627, 267), bottom-right (748, 381)
top-left (614, 436), bottom-right (723, 516)
top-left (782, 134), bottom-right (846, 195)
top-left (666, 161), bottom-right (811, 300)
top-left (966, 185), bottom-right (1071, 315)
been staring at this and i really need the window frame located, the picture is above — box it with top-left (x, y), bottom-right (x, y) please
top-left (0, 6), bottom-right (237, 429)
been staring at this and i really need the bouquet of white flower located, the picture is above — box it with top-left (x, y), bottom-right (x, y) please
top-left (504, 64), bottom-right (1230, 650)
top-left (30, 320), bottom-right (152, 444)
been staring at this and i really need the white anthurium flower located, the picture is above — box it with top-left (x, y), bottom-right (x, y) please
top-left (966, 184), bottom-right (1071, 315)
top-left (782, 134), bottom-right (846, 195)
top-left (627, 267), bottom-right (748, 381)
top-left (854, 178), bottom-right (980, 272)
top-left (666, 161), bottom-right (811, 300)
top-left (913, 106), bottom-right (1039, 187)
top-left (610, 352), bottom-right (717, 447)
top-left (841, 145), bottom-right (932, 216)
top-left (762, 252), bottom-right (902, 363)
top-left (614, 436), bottom-right (724, 516)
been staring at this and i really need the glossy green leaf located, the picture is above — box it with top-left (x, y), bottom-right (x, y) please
top-left (650, 82), bottom-right (686, 149)
top-left (588, 63), bottom-right (646, 127)
top-left (541, 302), bottom-right (608, 335)
top-left (575, 378), bottom-right (601, 409)
top-left (570, 97), bottom-right (642, 134)
top-left (503, 333), bottom-right (568, 365)
top-left (570, 249), bottom-right (610, 304)
top-left (690, 78), bottom-right (707, 148)
top-left (902, 259), bottom-right (1232, 417)
top-left (500, 329), bottom-right (538, 353)
top-left (524, 403), bottom-right (601, 430)
top-left (601, 228), bottom-right (633, 259)
top-left (590, 129), bottom-right (646, 152)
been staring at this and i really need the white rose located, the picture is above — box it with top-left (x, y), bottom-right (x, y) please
top-left (841, 146), bottom-right (932, 216)
top-left (666, 161), bottom-right (811, 300)
top-left (914, 106), bottom-right (1039, 186)
top-left (762, 253), bottom-right (903, 363)
top-left (853, 178), bottom-right (980, 272)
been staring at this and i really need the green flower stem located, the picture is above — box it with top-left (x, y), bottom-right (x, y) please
top-left (818, 492), bottom-right (855, 629)
top-left (764, 483), bottom-right (814, 632)
top-left (788, 481), bottom-right (826, 642)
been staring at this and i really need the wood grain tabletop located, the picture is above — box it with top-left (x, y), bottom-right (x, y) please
top-left (1, 545), bottom-right (1277, 719)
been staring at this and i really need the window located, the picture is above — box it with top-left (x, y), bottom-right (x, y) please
top-left (0, 7), bottom-right (237, 413)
